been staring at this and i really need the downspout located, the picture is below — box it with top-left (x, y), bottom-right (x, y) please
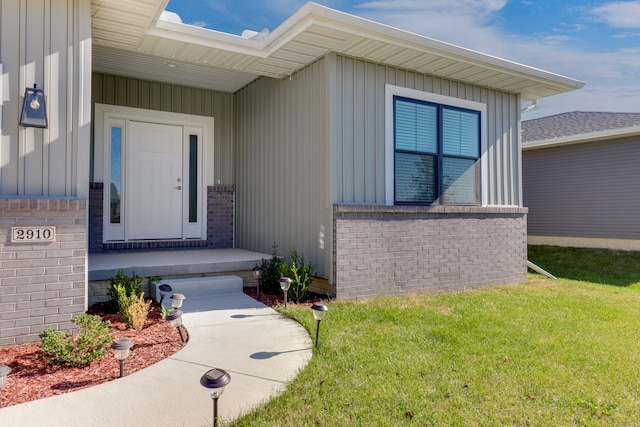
top-left (527, 260), bottom-right (557, 279)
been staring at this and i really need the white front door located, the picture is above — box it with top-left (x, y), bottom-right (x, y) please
top-left (126, 122), bottom-right (183, 239)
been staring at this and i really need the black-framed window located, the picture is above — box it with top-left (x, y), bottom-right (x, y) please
top-left (394, 96), bottom-right (480, 205)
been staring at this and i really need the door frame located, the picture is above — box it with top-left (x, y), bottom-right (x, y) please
top-left (94, 104), bottom-right (214, 242)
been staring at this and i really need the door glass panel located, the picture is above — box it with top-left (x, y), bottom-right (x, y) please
top-left (110, 127), bottom-right (122, 224)
top-left (189, 134), bottom-right (198, 223)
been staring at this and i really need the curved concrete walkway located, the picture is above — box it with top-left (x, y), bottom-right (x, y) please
top-left (0, 293), bottom-right (313, 427)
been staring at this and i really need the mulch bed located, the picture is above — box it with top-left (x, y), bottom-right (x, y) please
top-left (0, 302), bottom-right (185, 407)
top-left (0, 289), bottom-right (324, 407)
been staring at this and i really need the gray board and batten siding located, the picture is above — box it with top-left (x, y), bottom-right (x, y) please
top-left (523, 134), bottom-right (640, 243)
top-left (92, 72), bottom-right (235, 186)
top-left (235, 53), bottom-right (524, 282)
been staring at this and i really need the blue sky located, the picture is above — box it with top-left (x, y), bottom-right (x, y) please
top-left (165, 1), bottom-right (640, 119)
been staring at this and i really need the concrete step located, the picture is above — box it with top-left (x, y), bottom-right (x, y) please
top-left (150, 275), bottom-right (243, 303)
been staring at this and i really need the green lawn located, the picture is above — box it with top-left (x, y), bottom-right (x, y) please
top-left (230, 246), bottom-right (640, 426)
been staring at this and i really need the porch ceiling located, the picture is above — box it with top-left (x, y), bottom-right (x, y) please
top-left (91, 0), bottom-right (584, 99)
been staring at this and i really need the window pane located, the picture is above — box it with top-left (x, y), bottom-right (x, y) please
top-left (189, 135), bottom-right (198, 223)
top-left (395, 98), bottom-right (437, 153)
top-left (110, 127), bottom-right (122, 224)
top-left (442, 157), bottom-right (479, 204)
top-left (442, 107), bottom-right (480, 157)
top-left (395, 152), bottom-right (436, 203)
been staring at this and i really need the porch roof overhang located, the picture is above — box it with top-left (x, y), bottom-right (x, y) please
top-left (91, 0), bottom-right (584, 100)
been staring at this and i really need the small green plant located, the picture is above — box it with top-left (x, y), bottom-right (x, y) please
top-left (39, 313), bottom-right (113, 367)
top-left (279, 245), bottom-right (315, 303)
top-left (107, 269), bottom-right (144, 311)
top-left (579, 398), bottom-right (617, 418)
top-left (114, 284), bottom-right (151, 330)
top-left (257, 243), bottom-right (285, 294)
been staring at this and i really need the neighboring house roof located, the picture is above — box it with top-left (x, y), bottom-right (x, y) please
top-left (522, 111), bottom-right (640, 150)
top-left (91, 0), bottom-right (584, 98)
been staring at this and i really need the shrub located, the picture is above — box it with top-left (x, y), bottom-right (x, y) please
top-left (257, 243), bottom-right (285, 294)
top-left (107, 269), bottom-right (143, 311)
top-left (39, 313), bottom-right (113, 367)
top-left (280, 246), bottom-right (315, 303)
top-left (114, 284), bottom-right (151, 330)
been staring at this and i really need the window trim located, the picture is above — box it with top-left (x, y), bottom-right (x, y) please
top-left (385, 84), bottom-right (488, 206)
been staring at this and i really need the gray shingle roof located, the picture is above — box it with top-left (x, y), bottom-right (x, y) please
top-left (522, 111), bottom-right (640, 143)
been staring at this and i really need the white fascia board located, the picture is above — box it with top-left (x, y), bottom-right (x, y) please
top-left (523, 126), bottom-right (640, 150)
top-left (149, 1), bottom-right (584, 95)
top-left (303, 3), bottom-right (584, 93)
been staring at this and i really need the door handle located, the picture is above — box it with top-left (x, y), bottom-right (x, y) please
top-left (176, 186), bottom-right (182, 190)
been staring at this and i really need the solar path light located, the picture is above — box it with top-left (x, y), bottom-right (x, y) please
top-left (110, 338), bottom-right (134, 378)
top-left (158, 284), bottom-right (172, 308)
top-left (279, 277), bottom-right (291, 307)
top-left (170, 293), bottom-right (186, 309)
top-left (252, 267), bottom-right (262, 298)
top-left (200, 368), bottom-right (231, 427)
top-left (166, 309), bottom-right (185, 343)
top-left (311, 303), bottom-right (329, 348)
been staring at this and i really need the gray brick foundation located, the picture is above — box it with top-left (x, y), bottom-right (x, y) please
top-left (88, 184), bottom-right (234, 252)
top-left (333, 205), bottom-right (528, 300)
top-left (0, 198), bottom-right (87, 346)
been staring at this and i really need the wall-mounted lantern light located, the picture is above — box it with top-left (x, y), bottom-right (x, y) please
top-left (19, 85), bottom-right (47, 128)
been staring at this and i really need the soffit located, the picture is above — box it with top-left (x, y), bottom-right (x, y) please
top-left (91, 1), bottom-right (584, 98)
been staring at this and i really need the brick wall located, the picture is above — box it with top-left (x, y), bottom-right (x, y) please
top-left (207, 185), bottom-right (234, 248)
top-left (333, 205), bottom-right (528, 299)
top-left (88, 183), bottom-right (234, 252)
top-left (0, 198), bottom-right (87, 346)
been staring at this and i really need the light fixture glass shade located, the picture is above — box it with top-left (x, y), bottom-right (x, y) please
top-left (200, 368), bottom-right (231, 395)
top-left (252, 267), bottom-right (262, 278)
top-left (311, 303), bottom-right (329, 321)
top-left (158, 284), bottom-right (172, 296)
top-left (110, 338), bottom-right (134, 360)
top-left (171, 293), bottom-right (186, 308)
top-left (19, 86), bottom-right (47, 128)
top-left (279, 277), bottom-right (291, 291)
top-left (167, 309), bottom-right (183, 327)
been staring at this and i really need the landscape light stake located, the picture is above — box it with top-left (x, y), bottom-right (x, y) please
top-left (0, 364), bottom-right (11, 408)
top-left (311, 303), bottom-right (329, 348)
top-left (252, 267), bottom-right (262, 299)
top-left (279, 277), bottom-right (291, 307)
top-left (167, 309), bottom-right (185, 343)
top-left (110, 338), bottom-right (134, 378)
top-left (200, 368), bottom-right (231, 427)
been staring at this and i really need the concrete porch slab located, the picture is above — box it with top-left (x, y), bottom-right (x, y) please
top-left (88, 248), bottom-right (271, 281)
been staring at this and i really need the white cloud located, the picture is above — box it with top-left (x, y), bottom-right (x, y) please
top-left (351, 0), bottom-right (640, 116)
top-left (593, 1), bottom-right (640, 28)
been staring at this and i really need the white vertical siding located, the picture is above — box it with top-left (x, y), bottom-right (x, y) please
top-left (331, 55), bottom-right (521, 207)
top-left (235, 59), bottom-right (329, 277)
top-left (0, 0), bottom-right (91, 197)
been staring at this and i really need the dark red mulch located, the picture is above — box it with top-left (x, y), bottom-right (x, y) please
top-left (0, 302), bottom-right (186, 407)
